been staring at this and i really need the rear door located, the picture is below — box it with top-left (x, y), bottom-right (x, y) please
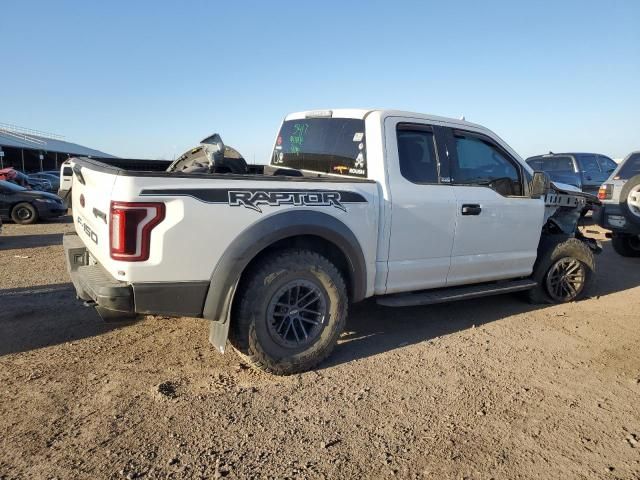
top-left (384, 117), bottom-right (457, 293)
top-left (443, 128), bottom-right (544, 286)
top-left (71, 161), bottom-right (117, 266)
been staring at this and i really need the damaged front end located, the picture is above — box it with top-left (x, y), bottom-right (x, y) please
top-left (543, 182), bottom-right (602, 253)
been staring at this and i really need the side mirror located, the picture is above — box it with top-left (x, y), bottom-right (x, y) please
top-left (530, 171), bottom-right (549, 198)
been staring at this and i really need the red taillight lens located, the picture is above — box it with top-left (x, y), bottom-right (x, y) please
top-left (109, 202), bottom-right (165, 261)
top-left (597, 184), bottom-right (613, 200)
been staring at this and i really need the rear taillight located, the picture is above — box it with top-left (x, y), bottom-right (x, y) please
top-left (109, 201), bottom-right (165, 261)
top-left (597, 184), bottom-right (613, 201)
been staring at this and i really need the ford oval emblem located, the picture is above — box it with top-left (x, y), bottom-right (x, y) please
top-left (79, 194), bottom-right (85, 208)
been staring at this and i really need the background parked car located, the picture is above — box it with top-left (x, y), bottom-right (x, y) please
top-left (594, 151), bottom-right (640, 256)
top-left (26, 176), bottom-right (53, 192)
top-left (28, 172), bottom-right (60, 192)
top-left (526, 152), bottom-right (617, 195)
top-left (0, 180), bottom-right (66, 224)
top-left (0, 168), bottom-right (52, 191)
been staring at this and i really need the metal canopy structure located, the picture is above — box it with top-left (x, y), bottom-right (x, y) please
top-left (0, 123), bottom-right (116, 172)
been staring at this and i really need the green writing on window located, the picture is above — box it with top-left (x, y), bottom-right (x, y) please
top-left (289, 123), bottom-right (309, 153)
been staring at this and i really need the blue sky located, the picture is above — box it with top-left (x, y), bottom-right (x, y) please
top-left (2, 0), bottom-right (639, 162)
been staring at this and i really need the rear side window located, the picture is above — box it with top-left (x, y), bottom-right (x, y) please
top-left (540, 156), bottom-right (575, 172)
top-left (578, 154), bottom-right (601, 173)
top-left (272, 118), bottom-right (366, 177)
top-left (397, 126), bottom-right (438, 183)
top-left (617, 153), bottom-right (640, 179)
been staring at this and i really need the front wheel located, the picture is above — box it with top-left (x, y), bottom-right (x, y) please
top-left (11, 202), bottom-right (39, 225)
top-left (527, 237), bottom-right (595, 304)
top-left (611, 234), bottom-right (640, 257)
top-left (229, 249), bottom-right (348, 375)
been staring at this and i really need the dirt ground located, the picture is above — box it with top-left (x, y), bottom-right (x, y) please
top-left (0, 217), bottom-right (639, 480)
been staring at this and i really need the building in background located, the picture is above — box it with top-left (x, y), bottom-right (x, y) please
top-left (0, 123), bottom-right (115, 172)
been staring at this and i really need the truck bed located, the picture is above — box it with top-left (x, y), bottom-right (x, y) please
top-left (72, 157), bottom-right (375, 183)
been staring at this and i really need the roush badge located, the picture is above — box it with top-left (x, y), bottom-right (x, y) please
top-left (229, 190), bottom-right (347, 213)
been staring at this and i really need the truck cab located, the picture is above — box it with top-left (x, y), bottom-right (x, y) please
top-left (271, 110), bottom-right (546, 293)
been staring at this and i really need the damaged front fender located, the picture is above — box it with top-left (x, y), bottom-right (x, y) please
top-left (543, 182), bottom-right (602, 253)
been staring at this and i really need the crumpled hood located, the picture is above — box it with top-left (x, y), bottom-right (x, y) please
top-left (550, 181), bottom-right (600, 205)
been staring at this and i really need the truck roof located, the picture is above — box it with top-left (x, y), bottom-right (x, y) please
top-left (285, 108), bottom-right (487, 131)
top-left (284, 108), bottom-right (523, 164)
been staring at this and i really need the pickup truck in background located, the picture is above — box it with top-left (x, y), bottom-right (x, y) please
top-left (526, 152), bottom-right (618, 195)
top-left (64, 109), bottom-right (600, 375)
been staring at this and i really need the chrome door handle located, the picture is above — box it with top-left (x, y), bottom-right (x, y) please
top-left (461, 204), bottom-right (482, 216)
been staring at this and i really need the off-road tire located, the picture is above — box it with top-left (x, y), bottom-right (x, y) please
top-left (229, 249), bottom-right (348, 375)
top-left (11, 202), bottom-right (38, 225)
top-left (611, 234), bottom-right (640, 257)
top-left (527, 237), bottom-right (595, 304)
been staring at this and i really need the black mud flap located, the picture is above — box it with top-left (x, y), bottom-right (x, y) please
top-left (209, 320), bottom-right (230, 354)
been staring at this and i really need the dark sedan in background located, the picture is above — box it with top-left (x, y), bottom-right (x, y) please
top-left (526, 152), bottom-right (617, 195)
top-left (0, 180), bottom-right (66, 224)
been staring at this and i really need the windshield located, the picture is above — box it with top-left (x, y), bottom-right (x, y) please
top-left (271, 118), bottom-right (367, 177)
top-left (616, 153), bottom-right (640, 180)
top-left (0, 180), bottom-right (27, 192)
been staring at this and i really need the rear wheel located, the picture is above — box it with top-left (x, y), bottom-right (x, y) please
top-left (611, 234), bottom-right (640, 257)
top-left (11, 202), bottom-right (38, 225)
top-left (527, 237), bottom-right (595, 304)
top-left (229, 249), bottom-right (348, 375)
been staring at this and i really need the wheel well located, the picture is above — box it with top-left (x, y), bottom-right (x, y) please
top-left (236, 234), bottom-right (354, 300)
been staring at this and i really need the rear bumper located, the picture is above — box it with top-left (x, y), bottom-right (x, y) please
top-left (57, 188), bottom-right (71, 207)
top-left (593, 204), bottom-right (640, 234)
top-left (64, 233), bottom-right (134, 319)
top-left (63, 233), bottom-right (209, 320)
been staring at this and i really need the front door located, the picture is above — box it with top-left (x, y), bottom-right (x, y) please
top-left (443, 128), bottom-right (545, 286)
top-left (383, 117), bottom-right (457, 294)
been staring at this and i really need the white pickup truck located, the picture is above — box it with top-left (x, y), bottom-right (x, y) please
top-left (64, 109), bottom-right (599, 374)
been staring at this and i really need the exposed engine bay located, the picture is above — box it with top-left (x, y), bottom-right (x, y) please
top-left (544, 182), bottom-right (601, 252)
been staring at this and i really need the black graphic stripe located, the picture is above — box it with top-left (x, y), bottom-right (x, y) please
top-left (140, 188), bottom-right (368, 203)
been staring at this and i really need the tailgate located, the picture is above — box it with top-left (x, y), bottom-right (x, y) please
top-left (71, 161), bottom-right (117, 267)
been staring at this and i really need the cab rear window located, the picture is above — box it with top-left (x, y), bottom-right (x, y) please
top-left (271, 118), bottom-right (367, 177)
top-left (538, 156), bottom-right (575, 172)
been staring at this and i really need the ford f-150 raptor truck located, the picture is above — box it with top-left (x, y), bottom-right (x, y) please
top-left (64, 109), bottom-right (599, 375)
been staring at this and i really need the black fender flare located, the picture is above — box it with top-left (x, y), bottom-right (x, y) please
top-left (203, 210), bottom-right (367, 351)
